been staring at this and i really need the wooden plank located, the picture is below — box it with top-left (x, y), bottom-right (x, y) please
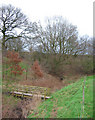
top-left (3, 84), bottom-right (51, 98)
top-left (10, 91), bottom-right (51, 99)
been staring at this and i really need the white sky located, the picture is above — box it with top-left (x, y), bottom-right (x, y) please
top-left (0, 0), bottom-right (94, 37)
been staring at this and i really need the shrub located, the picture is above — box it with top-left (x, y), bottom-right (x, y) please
top-left (6, 50), bottom-right (24, 76)
top-left (31, 60), bottom-right (43, 77)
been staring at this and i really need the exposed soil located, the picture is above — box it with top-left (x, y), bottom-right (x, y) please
top-left (2, 94), bottom-right (42, 118)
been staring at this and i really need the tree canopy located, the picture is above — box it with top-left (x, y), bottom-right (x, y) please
top-left (0, 4), bottom-right (38, 51)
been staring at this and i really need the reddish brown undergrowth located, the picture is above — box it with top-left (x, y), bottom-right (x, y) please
top-left (31, 60), bottom-right (43, 78)
top-left (6, 50), bottom-right (24, 76)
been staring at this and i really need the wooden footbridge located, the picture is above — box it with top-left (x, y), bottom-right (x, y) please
top-left (3, 84), bottom-right (51, 99)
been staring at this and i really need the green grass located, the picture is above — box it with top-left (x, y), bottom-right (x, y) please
top-left (28, 75), bottom-right (93, 118)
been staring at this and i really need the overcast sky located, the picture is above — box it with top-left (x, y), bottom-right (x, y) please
top-left (0, 0), bottom-right (94, 37)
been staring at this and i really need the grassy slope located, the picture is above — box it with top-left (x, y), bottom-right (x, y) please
top-left (28, 75), bottom-right (93, 118)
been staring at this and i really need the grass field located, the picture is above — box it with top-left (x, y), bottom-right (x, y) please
top-left (28, 75), bottom-right (93, 118)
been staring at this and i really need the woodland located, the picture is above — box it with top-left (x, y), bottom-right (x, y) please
top-left (0, 4), bottom-right (94, 118)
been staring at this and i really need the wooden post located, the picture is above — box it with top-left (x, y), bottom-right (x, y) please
top-left (47, 88), bottom-right (50, 96)
top-left (82, 76), bottom-right (86, 116)
top-left (44, 89), bottom-right (46, 100)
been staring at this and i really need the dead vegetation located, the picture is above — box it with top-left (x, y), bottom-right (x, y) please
top-left (2, 65), bottom-right (83, 118)
top-left (2, 94), bottom-right (42, 118)
top-left (2, 52), bottom-right (91, 118)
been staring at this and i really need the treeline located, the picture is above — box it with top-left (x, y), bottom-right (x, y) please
top-left (21, 51), bottom-right (93, 77)
top-left (0, 4), bottom-right (93, 77)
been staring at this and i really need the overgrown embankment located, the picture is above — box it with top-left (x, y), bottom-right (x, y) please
top-left (28, 75), bottom-right (93, 118)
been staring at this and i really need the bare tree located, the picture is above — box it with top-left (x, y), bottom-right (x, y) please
top-left (37, 16), bottom-right (78, 55)
top-left (76, 35), bottom-right (93, 55)
top-left (32, 17), bottom-right (79, 76)
top-left (6, 37), bottom-right (24, 52)
top-left (0, 4), bottom-right (29, 51)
